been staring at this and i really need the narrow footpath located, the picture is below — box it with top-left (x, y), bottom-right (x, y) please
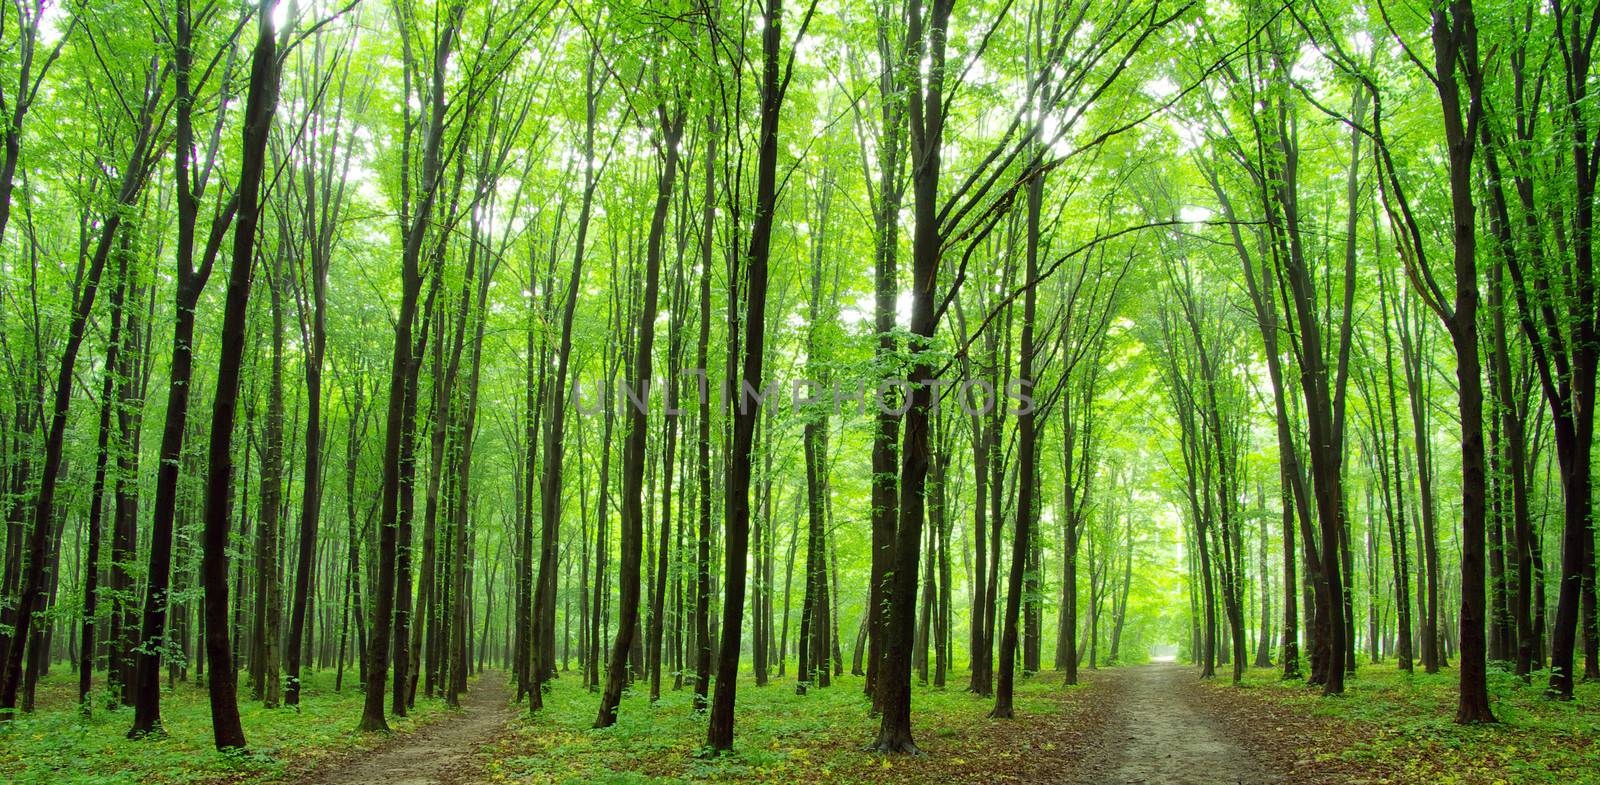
top-left (1065, 663), bottom-right (1283, 785)
top-left (289, 673), bottom-right (514, 785)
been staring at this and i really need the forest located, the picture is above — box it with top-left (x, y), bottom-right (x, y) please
top-left (0, 0), bottom-right (1598, 782)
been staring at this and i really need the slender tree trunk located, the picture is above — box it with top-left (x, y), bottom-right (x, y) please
top-left (532, 50), bottom-right (602, 709)
top-left (597, 103), bottom-right (682, 727)
top-left (707, 0), bottom-right (791, 749)
top-left (286, 120), bottom-right (339, 706)
top-left (199, 6), bottom-right (280, 747)
top-left (692, 111), bottom-right (716, 714)
top-left (361, 2), bottom-right (461, 732)
top-left (335, 386), bottom-right (365, 692)
top-left (81, 258), bottom-right (129, 712)
top-left (647, 107), bottom-right (688, 705)
top-left (994, 131), bottom-right (1044, 717)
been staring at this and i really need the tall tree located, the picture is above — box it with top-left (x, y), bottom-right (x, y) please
top-left (595, 83), bottom-right (684, 729)
top-left (128, 0), bottom-right (243, 736)
top-left (530, 32), bottom-right (606, 708)
top-left (198, 0), bottom-right (282, 748)
top-left (359, 0), bottom-right (466, 733)
top-left (706, 0), bottom-right (814, 751)
top-left (0, 43), bottom-right (164, 718)
top-left (692, 110), bottom-right (715, 714)
top-left (79, 243), bottom-right (131, 711)
top-left (1425, 0), bottom-right (1495, 723)
top-left (285, 33), bottom-right (362, 707)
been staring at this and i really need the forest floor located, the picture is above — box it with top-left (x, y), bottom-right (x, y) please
top-left (1217, 661), bottom-right (1600, 784)
top-left (472, 663), bottom-right (1378, 785)
top-left (473, 662), bottom-right (1598, 784)
top-left (476, 665), bottom-right (1112, 785)
top-left (0, 667), bottom-right (450, 785)
top-left (5, 660), bottom-right (1597, 784)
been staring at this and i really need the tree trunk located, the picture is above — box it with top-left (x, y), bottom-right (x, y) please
top-left (1430, 2), bottom-right (1495, 722)
top-left (597, 103), bottom-right (682, 728)
top-left (864, 4), bottom-right (905, 706)
top-left (254, 244), bottom-right (288, 709)
top-left (647, 105), bottom-right (689, 705)
top-left (361, 2), bottom-right (462, 732)
top-left (692, 112), bottom-right (715, 714)
top-left (993, 154), bottom-right (1041, 718)
top-left (81, 255), bottom-right (130, 711)
top-left (706, 0), bottom-right (789, 749)
top-left (199, 5), bottom-right (280, 747)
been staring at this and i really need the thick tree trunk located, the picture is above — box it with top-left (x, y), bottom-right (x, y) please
top-left (706, 0), bottom-right (788, 750)
top-left (874, 0), bottom-right (948, 755)
top-left (710, 0), bottom-right (796, 748)
top-left (130, 1), bottom-right (243, 733)
top-left (864, 6), bottom-right (905, 706)
top-left (1431, 2), bottom-right (1495, 722)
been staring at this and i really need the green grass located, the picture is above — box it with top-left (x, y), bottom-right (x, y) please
top-left (483, 668), bottom-right (1096, 785)
top-left (1225, 662), bottom-right (1600, 785)
top-left (2, 661), bottom-right (1091, 785)
top-left (0, 666), bottom-right (448, 785)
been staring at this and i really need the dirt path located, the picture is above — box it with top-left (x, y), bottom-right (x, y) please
top-left (291, 673), bottom-right (515, 785)
top-left (1068, 663), bottom-right (1282, 785)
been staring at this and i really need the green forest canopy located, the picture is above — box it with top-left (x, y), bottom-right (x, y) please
top-left (0, 0), bottom-right (1594, 766)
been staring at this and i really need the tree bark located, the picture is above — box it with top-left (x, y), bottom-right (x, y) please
top-left (360, 1), bottom-right (462, 732)
top-left (692, 113), bottom-right (715, 713)
top-left (706, 0), bottom-right (794, 750)
top-left (81, 255), bottom-right (129, 711)
top-left (199, 4), bottom-right (280, 747)
top-left (596, 102), bottom-right (682, 728)
top-left (992, 151), bottom-right (1042, 718)
top-left (1430, 0), bottom-right (1495, 722)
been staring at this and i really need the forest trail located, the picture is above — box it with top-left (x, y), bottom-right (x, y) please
top-left (1069, 663), bottom-right (1281, 785)
top-left (289, 673), bottom-right (514, 785)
